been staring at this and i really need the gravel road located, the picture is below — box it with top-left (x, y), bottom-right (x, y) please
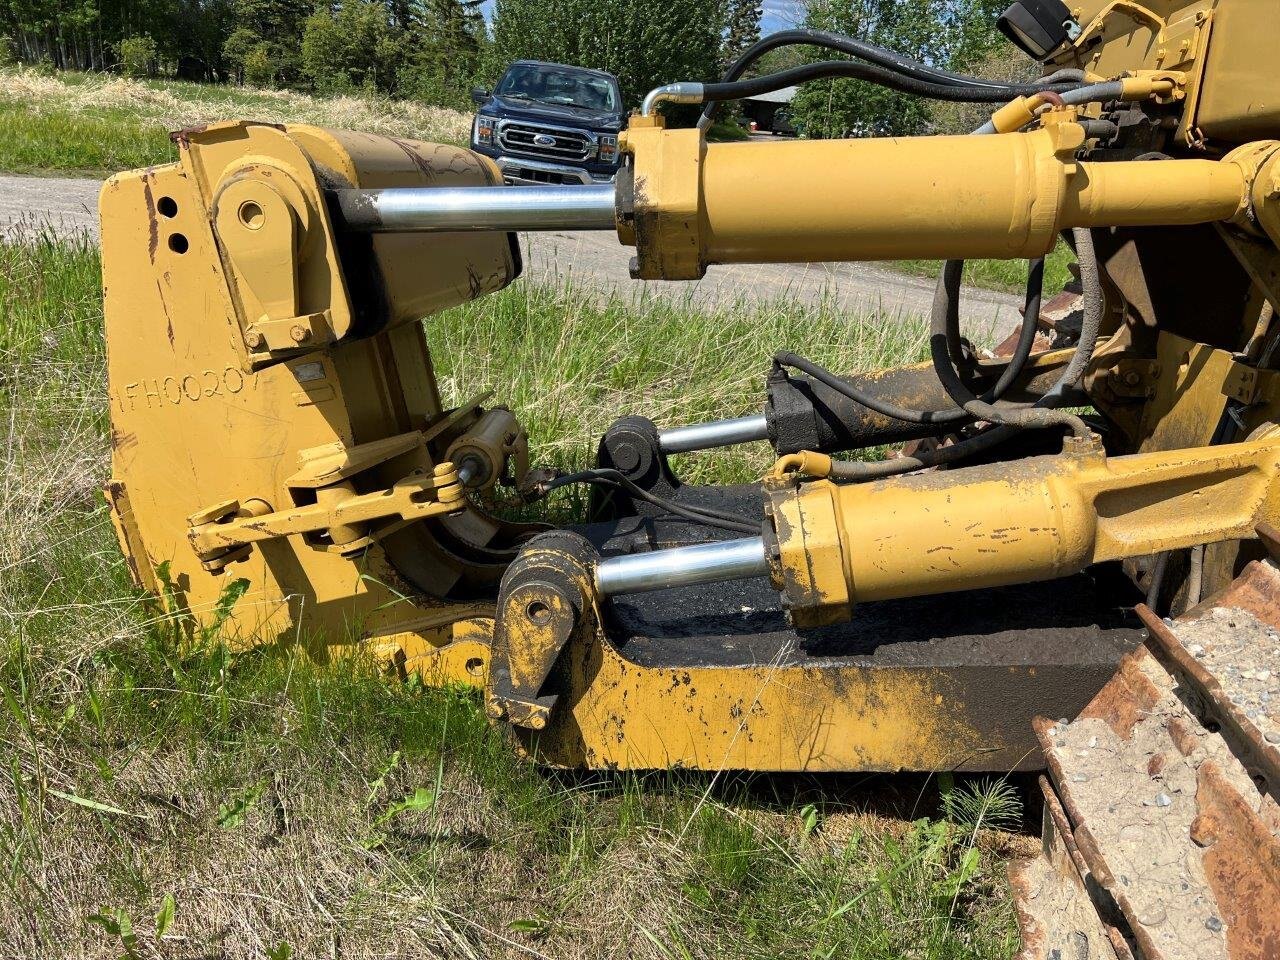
top-left (1, 173), bottom-right (1019, 326)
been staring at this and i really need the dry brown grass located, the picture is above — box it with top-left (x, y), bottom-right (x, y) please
top-left (0, 66), bottom-right (471, 147)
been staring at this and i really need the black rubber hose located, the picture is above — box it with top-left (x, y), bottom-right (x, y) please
top-left (775, 351), bottom-right (966, 425)
top-left (545, 468), bottom-right (760, 534)
top-left (929, 260), bottom-right (1091, 438)
top-left (823, 421), bottom-right (1021, 480)
top-left (702, 60), bottom-right (1077, 106)
top-left (772, 256), bottom-right (1046, 427)
top-left (994, 260), bottom-right (1046, 397)
top-left (698, 28), bottom-right (1083, 129)
top-left (824, 233), bottom-right (1105, 483)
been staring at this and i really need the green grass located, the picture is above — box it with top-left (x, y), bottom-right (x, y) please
top-left (896, 242), bottom-right (1076, 295)
top-left (430, 273), bottom-right (952, 487)
top-left (0, 235), bottom-right (1027, 958)
top-left (0, 100), bottom-right (175, 177)
top-left (0, 67), bottom-right (471, 176)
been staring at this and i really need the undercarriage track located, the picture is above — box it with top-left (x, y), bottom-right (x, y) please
top-left (1011, 537), bottom-right (1280, 960)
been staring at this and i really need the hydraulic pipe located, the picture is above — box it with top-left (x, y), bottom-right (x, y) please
top-left (658, 414), bottom-right (770, 453)
top-left (333, 184), bottom-right (616, 233)
top-left (595, 537), bottom-right (768, 596)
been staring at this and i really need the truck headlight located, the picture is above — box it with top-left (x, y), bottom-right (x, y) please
top-left (474, 115), bottom-right (497, 145)
top-left (599, 135), bottom-right (618, 164)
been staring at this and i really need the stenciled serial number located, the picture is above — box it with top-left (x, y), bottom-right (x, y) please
top-left (113, 367), bottom-right (251, 411)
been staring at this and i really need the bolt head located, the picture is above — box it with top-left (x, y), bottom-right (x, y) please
top-left (290, 325), bottom-right (311, 343)
top-left (529, 714), bottom-right (547, 730)
top-left (245, 331), bottom-right (264, 349)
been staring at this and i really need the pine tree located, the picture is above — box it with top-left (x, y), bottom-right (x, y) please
top-left (721, 0), bottom-right (761, 71)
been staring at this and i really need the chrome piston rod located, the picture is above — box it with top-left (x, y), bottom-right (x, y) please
top-left (595, 536), bottom-right (769, 596)
top-left (333, 184), bottom-right (617, 233)
top-left (659, 414), bottom-right (769, 453)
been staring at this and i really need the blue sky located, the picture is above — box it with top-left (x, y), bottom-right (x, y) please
top-left (478, 1), bottom-right (801, 34)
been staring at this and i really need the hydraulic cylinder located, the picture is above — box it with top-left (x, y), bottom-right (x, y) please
top-left (617, 113), bottom-right (1256, 280)
top-left (763, 436), bottom-right (1280, 626)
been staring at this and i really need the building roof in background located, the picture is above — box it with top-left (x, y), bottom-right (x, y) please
top-left (743, 86), bottom-right (798, 105)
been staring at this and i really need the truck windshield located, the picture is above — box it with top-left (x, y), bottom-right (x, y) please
top-left (496, 64), bottom-right (619, 113)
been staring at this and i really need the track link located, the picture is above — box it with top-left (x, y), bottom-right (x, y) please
top-left (1012, 559), bottom-right (1280, 960)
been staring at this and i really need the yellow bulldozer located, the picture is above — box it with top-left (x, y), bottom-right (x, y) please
top-left (98, 0), bottom-right (1280, 955)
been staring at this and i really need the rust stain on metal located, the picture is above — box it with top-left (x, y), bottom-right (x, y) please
top-left (1138, 599), bottom-right (1280, 794)
top-left (1025, 558), bottom-right (1280, 960)
top-left (1074, 646), bottom-right (1163, 738)
top-left (1194, 760), bottom-right (1280, 960)
top-left (1254, 521), bottom-right (1280, 560)
top-left (169, 123), bottom-right (212, 147)
top-left (141, 175), bottom-right (159, 261)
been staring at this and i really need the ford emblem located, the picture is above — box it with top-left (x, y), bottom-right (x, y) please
top-left (533, 134), bottom-right (557, 147)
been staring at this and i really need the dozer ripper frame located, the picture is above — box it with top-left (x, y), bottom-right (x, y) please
top-left (103, 0), bottom-right (1280, 786)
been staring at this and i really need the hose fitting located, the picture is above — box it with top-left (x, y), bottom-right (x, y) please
top-left (770, 451), bottom-right (834, 479)
top-left (641, 82), bottom-right (705, 116)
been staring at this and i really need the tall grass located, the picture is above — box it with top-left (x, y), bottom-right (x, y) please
top-left (0, 236), bottom-right (1025, 958)
top-left (0, 101), bottom-right (176, 175)
top-left (0, 67), bottom-right (471, 175)
top-left (430, 274), bottom-right (938, 486)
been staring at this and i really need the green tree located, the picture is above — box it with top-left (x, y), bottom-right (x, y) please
top-left (721, 0), bottom-right (760, 70)
top-left (242, 39), bottom-right (273, 85)
top-left (0, 0), bottom-right (231, 75)
top-left (116, 33), bottom-right (156, 76)
top-left (399, 0), bottom-right (487, 107)
top-left (790, 0), bottom-right (1014, 138)
top-left (221, 0), bottom-right (309, 84)
top-left (489, 0), bottom-right (725, 109)
top-left (301, 0), bottom-right (406, 95)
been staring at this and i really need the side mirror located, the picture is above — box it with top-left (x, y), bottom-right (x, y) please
top-left (471, 86), bottom-right (490, 105)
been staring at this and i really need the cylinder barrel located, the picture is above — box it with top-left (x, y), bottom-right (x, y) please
top-left (698, 138), bottom-right (1247, 263)
top-left (767, 438), bottom-right (1280, 627)
top-left (699, 133), bottom-right (1063, 264)
top-left (333, 184), bottom-right (617, 233)
top-left (595, 537), bottom-right (768, 596)
top-left (621, 122), bottom-right (1256, 280)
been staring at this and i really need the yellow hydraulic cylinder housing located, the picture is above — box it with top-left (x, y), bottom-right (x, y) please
top-left (102, 121), bottom-right (526, 673)
top-left (618, 111), bottom-right (1265, 280)
top-left (764, 435), bottom-right (1280, 627)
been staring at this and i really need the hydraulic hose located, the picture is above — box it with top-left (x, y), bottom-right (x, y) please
top-left (1037, 68), bottom-right (1087, 85)
top-left (543, 467), bottom-right (760, 534)
top-left (972, 80), bottom-right (1126, 134)
top-left (824, 226), bottom-right (1104, 482)
top-left (929, 260), bottom-right (1091, 438)
top-left (773, 255), bottom-right (1046, 427)
top-left (696, 28), bottom-right (1085, 130)
top-left (1042, 227), bottom-right (1103, 399)
top-left (701, 60), bottom-right (1079, 107)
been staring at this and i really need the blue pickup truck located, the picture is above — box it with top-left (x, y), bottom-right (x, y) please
top-left (470, 61), bottom-right (627, 186)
